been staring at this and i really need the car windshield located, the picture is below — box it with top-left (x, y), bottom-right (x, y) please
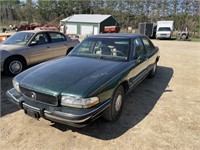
top-left (158, 27), bottom-right (171, 31)
top-left (3, 32), bottom-right (34, 45)
top-left (70, 37), bottom-right (130, 61)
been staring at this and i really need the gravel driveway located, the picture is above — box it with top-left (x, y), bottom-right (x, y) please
top-left (0, 40), bottom-right (200, 150)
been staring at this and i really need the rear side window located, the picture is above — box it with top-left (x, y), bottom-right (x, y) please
top-left (49, 32), bottom-right (66, 43)
top-left (132, 38), bottom-right (146, 60)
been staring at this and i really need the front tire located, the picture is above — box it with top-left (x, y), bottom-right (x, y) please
top-left (4, 57), bottom-right (26, 76)
top-left (103, 86), bottom-right (124, 121)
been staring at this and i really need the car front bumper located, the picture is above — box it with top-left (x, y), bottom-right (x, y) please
top-left (156, 33), bottom-right (171, 39)
top-left (6, 88), bottom-right (111, 127)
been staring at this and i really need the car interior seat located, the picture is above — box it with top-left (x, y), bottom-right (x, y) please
top-left (38, 36), bottom-right (46, 44)
top-left (101, 46), bottom-right (111, 55)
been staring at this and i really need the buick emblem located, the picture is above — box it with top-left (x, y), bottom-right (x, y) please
top-left (31, 92), bottom-right (37, 100)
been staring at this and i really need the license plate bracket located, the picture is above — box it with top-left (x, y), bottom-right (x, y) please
top-left (24, 108), bottom-right (40, 120)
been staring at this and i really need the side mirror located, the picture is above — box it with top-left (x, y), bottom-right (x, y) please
top-left (137, 55), bottom-right (147, 63)
top-left (155, 46), bottom-right (159, 51)
top-left (30, 41), bottom-right (37, 46)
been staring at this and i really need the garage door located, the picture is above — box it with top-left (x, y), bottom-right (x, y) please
top-left (66, 25), bottom-right (77, 34)
top-left (81, 25), bottom-right (93, 35)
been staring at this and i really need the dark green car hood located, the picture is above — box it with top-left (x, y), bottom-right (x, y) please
top-left (16, 56), bottom-right (130, 97)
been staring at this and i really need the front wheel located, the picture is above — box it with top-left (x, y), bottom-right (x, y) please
top-left (4, 57), bottom-right (26, 76)
top-left (103, 86), bottom-right (124, 121)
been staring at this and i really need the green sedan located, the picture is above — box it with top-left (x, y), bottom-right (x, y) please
top-left (6, 34), bottom-right (160, 127)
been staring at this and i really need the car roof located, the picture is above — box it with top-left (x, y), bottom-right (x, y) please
top-left (18, 30), bottom-right (61, 34)
top-left (89, 33), bottom-right (144, 39)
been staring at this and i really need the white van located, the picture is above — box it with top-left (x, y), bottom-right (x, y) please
top-left (156, 21), bottom-right (174, 39)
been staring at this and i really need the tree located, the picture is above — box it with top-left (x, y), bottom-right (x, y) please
top-left (0, 0), bottom-right (199, 35)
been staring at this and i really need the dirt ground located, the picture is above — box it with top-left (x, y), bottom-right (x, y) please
top-left (0, 40), bottom-right (200, 150)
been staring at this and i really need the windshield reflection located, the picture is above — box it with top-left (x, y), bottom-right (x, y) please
top-left (70, 38), bottom-right (130, 61)
top-left (3, 32), bottom-right (34, 45)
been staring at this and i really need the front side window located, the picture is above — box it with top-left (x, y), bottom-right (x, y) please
top-left (49, 32), bottom-right (66, 43)
top-left (3, 32), bottom-right (34, 45)
top-left (33, 33), bottom-right (49, 45)
top-left (70, 38), bottom-right (130, 61)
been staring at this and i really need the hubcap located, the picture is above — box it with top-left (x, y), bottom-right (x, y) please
top-left (115, 94), bottom-right (122, 112)
top-left (9, 61), bottom-right (22, 74)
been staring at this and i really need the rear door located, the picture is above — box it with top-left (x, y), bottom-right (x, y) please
top-left (48, 32), bottom-right (69, 58)
top-left (28, 32), bottom-right (52, 64)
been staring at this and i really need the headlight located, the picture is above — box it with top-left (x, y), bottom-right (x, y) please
top-left (61, 95), bottom-right (99, 108)
top-left (12, 79), bottom-right (20, 93)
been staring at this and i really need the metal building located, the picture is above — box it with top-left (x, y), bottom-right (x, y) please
top-left (60, 14), bottom-right (119, 35)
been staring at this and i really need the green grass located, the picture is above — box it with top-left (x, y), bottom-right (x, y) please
top-left (191, 38), bottom-right (200, 42)
top-left (0, 24), bottom-right (9, 28)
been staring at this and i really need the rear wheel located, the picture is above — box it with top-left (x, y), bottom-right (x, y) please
top-left (4, 57), bottom-right (26, 76)
top-left (103, 86), bottom-right (124, 121)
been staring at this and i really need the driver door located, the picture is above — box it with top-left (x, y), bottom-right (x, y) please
top-left (28, 32), bottom-right (52, 64)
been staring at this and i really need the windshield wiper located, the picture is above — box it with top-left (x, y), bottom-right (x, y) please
top-left (98, 55), bottom-right (112, 60)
